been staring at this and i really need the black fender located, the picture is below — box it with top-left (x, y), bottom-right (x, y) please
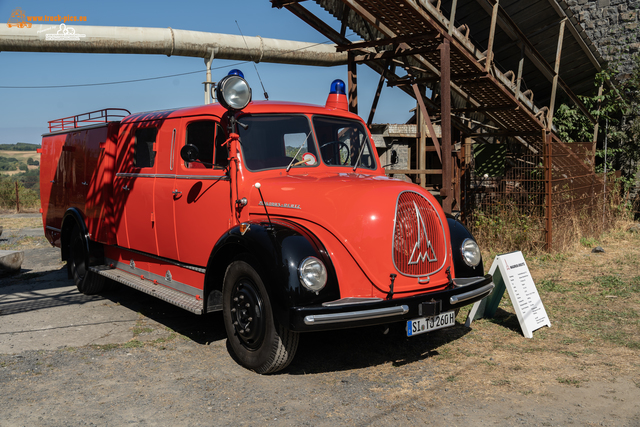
top-left (203, 219), bottom-right (340, 326)
top-left (61, 208), bottom-right (88, 263)
top-left (446, 215), bottom-right (484, 278)
top-left (60, 208), bottom-right (104, 272)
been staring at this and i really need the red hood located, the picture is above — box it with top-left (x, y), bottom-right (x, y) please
top-left (246, 173), bottom-right (453, 294)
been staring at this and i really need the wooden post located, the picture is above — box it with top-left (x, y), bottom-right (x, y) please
top-left (348, 51), bottom-right (358, 115)
top-left (485, 0), bottom-right (499, 73)
top-left (15, 181), bottom-right (20, 213)
top-left (440, 38), bottom-right (452, 213)
top-left (546, 19), bottom-right (566, 131)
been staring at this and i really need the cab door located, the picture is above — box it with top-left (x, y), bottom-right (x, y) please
top-left (153, 122), bottom-right (180, 261)
top-left (113, 124), bottom-right (159, 255)
top-left (172, 117), bottom-right (231, 267)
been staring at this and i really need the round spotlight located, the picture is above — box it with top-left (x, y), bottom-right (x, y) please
top-left (216, 74), bottom-right (252, 111)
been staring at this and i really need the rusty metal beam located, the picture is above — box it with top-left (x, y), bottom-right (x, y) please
top-left (348, 52), bottom-right (358, 114)
top-left (464, 130), bottom-right (543, 137)
top-left (283, 2), bottom-right (425, 107)
top-left (440, 39), bottom-right (452, 213)
top-left (285, 3), bottom-right (349, 46)
top-left (339, 0), bottom-right (547, 136)
top-left (544, 130), bottom-right (553, 250)
top-left (270, 0), bottom-right (307, 7)
top-left (474, 0), bottom-right (594, 123)
top-left (367, 57), bottom-right (394, 126)
top-left (388, 72), bottom-right (486, 86)
top-left (353, 46), bottom-right (437, 63)
top-left (412, 83), bottom-right (442, 163)
top-left (336, 32), bottom-right (437, 51)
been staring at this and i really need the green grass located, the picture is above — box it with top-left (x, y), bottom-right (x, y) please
top-left (122, 340), bottom-right (144, 349)
top-left (580, 237), bottom-right (598, 248)
top-left (557, 377), bottom-right (582, 387)
top-left (132, 326), bottom-right (154, 336)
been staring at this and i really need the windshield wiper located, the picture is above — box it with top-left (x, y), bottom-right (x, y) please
top-left (286, 130), bottom-right (313, 172)
top-left (353, 141), bottom-right (368, 172)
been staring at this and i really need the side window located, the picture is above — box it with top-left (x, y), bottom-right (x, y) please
top-left (214, 123), bottom-right (229, 168)
top-left (134, 127), bottom-right (157, 168)
top-left (184, 120), bottom-right (228, 170)
top-left (185, 121), bottom-right (215, 169)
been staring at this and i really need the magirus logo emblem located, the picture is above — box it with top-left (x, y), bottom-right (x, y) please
top-left (408, 201), bottom-right (437, 265)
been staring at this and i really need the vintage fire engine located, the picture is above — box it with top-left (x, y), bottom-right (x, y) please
top-left (40, 71), bottom-right (494, 373)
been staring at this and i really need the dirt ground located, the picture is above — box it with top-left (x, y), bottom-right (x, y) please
top-left (1, 213), bottom-right (639, 426)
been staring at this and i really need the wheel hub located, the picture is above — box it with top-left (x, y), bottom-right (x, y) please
top-left (230, 279), bottom-right (264, 350)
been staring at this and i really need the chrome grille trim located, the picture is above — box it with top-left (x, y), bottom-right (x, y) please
top-left (392, 190), bottom-right (448, 277)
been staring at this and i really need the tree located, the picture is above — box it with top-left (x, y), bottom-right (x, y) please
top-left (554, 55), bottom-right (640, 185)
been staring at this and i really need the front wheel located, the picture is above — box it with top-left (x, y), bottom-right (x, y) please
top-left (222, 260), bottom-right (298, 374)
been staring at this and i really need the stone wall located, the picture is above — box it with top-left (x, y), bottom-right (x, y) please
top-left (566, 0), bottom-right (640, 77)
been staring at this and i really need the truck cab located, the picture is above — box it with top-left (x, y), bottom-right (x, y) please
top-left (40, 71), bottom-right (493, 374)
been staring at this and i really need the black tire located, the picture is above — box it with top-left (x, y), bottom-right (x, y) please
top-left (222, 260), bottom-right (298, 374)
top-left (67, 225), bottom-right (106, 295)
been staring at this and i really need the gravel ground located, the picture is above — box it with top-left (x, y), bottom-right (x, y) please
top-left (1, 214), bottom-right (639, 426)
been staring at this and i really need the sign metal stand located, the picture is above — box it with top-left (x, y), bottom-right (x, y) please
top-left (466, 251), bottom-right (550, 338)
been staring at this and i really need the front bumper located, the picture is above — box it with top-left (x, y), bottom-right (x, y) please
top-left (289, 274), bottom-right (493, 332)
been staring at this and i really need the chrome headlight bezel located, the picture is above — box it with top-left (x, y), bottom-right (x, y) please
top-left (461, 238), bottom-right (482, 267)
top-left (298, 256), bottom-right (328, 292)
top-left (216, 74), bottom-right (252, 111)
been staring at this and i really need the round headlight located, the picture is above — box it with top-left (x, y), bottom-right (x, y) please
top-left (298, 257), bottom-right (327, 292)
top-left (461, 238), bottom-right (481, 267)
top-left (216, 74), bottom-right (252, 111)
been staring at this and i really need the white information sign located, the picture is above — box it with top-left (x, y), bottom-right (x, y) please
top-left (466, 251), bottom-right (550, 338)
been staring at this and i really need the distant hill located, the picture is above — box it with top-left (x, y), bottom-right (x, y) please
top-left (0, 143), bottom-right (41, 151)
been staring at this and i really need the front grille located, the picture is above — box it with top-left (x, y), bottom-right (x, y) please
top-left (393, 191), bottom-right (447, 277)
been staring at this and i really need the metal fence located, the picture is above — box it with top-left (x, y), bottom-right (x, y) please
top-left (465, 134), bottom-right (618, 252)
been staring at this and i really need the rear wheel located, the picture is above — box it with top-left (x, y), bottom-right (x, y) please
top-left (67, 225), bottom-right (106, 295)
top-left (222, 260), bottom-right (298, 374)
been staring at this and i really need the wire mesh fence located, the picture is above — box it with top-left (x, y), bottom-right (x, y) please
top-left (465, 135), bottom-right (621, 253)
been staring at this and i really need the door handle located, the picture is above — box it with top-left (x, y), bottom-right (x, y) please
top-left (122, 185), bottom-right (130, 191)
top-left (172, 189), bottom-right (182, 196)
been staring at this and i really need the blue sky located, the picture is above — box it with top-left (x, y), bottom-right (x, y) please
top-left (0, 0), bottom-right (416, 145)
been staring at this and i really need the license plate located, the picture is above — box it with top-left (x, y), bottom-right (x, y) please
top-left (407, 310), bottom-right (455, 336)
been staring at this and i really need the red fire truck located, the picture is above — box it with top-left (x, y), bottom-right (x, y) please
top-left (40, 71), bottom-right (493, 373)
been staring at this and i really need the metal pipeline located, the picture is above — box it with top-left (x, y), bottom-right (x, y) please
top-left (0, 25), bottom-right (347, 67)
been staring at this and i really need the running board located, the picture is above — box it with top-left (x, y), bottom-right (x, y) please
top-left (89, 265), bottom-right (204, 314)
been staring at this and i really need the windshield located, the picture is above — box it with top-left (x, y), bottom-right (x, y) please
top-left (313, 116), bottom-right (376, 170)
top-left (237, 115), bottom-right (317, 171)
top-left (237, 114), bottom-right (376, 172)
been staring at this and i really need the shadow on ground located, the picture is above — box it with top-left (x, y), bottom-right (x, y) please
top-left (101, 282), bottom-right (472, 374)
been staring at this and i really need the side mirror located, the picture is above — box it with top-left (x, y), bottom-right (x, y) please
top-left (180, 144), bottom-right (200, 163)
